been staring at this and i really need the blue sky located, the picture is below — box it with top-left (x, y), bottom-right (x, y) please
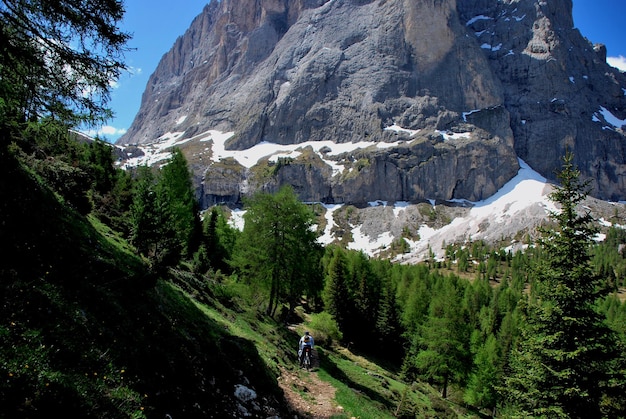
top-left (89, 0), bottom-right (626, 143)
top-left (88, 0), bottom-right (208, 142)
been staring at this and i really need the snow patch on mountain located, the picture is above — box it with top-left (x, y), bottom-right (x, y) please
top-left (119, 129), bottom-right (407, 175)
top-left (399, 159), bottom-right (556, 262)
top-left (593, 106), bottom-right (626, 130)
top-left (318, 204), bottom-right (342, 246)
top-left (119, 131), bottom-right (626, 263)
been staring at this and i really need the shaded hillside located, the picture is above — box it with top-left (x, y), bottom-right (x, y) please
top-left (0, 151), bottom-right (290, 418)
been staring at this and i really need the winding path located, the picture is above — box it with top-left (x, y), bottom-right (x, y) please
top-left (277, 363), bottom-right (344, 419)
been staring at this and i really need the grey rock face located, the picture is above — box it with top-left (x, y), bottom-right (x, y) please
top-left (459, 0), bottom-right (626, 199)
top-left (118, 0), bottom-right (626, 205)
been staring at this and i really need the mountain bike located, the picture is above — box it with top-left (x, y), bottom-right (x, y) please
top-left (302, 346), bottom-right (312, 371)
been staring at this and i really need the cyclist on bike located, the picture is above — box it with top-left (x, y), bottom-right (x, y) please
top-left (298, 331), bottom-right (314, 367)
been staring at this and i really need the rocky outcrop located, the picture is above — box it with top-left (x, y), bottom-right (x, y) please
top-left (118, 0), bottom-right (626, 205)
top-left (458, 0), bottom-right (626, 199)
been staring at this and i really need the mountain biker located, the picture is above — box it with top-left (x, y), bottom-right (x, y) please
top-left (298, 331), bottom-right (314, 367)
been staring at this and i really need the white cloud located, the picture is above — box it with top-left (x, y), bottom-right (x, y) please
top-left (608, 55), bottom-right (626, 72)
top-left (83, 125), bottom-right (127, 138)
top-left (129, 66), bottom-right (143, 76)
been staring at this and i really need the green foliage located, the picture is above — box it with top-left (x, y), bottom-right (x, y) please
top-left (375, 280), bottom-right (403, 357)
top-left (93, 167), bottom-right (134, 235)
top-left (308, 311), bottom-right (343, 344)
top-left (130, 166), bottom-right (165, 261)
top-left (390, 237), bottom-right (411, 254)
top-left (322, 246), bottom-right (353, 334)
top-left (230, 186), bottom-right (323, 317)
top-left (271, 156), bottom-right (293, 175)
top-left (128, 149), bottom-right (202, 270)
top-left (403, 276), bottom-right (471, 399)
top-left (593, 226), bottom-right (626, 289)
top-left (502, 152), bottom-right (626, 418)
top-left (464, 333), bottom-right (500, 410)
top-left (4, 101), bottom-right (626, 419)
top-left (0, 0), bottom-right (130, 126)
top-left (83, 139), bottom-right (114, 190)
top-left (0, 149), bottom-right (292, 417)
top-left (197, 206), bottom-right (238, 274)
top-left (397, 265), bottom-right (432, 334)
top-left (159, 148), bottom-right (202, 257)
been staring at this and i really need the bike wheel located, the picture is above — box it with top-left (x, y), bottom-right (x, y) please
top-left (304, 353), bottom-right (311, 370)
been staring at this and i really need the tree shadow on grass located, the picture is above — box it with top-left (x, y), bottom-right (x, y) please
top-left (316, 348), bottom-right (396, 412)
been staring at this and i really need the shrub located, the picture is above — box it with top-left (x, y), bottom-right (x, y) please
top-left (308, 311), bottom-right (343, 345)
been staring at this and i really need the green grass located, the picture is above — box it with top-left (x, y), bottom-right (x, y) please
top-left (311, 345), bottom-right (477, 419)
top-left (316, 347), bottom-right (401, 418)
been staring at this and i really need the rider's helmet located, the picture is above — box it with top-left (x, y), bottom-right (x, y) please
top-left (305, 331), bottom-right (310, 335)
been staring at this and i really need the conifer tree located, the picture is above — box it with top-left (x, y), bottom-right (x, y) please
top-left (323, 247), bottom-right (352, 333)
top-left (195, 207), bottom-right (228, 274)
top-left (503, 152), bottom-right (626, 418)
top-left (347, 250), bottom-right (381, 341)
top-left (83, 138), bottom-right (116, 194)
top-left (130, 165), bottom-right (178, 268)
top-left (159, 148), bottom-right (201, 258)
top-left (230, 186), bottom-right (321, 317)
top-left (399, 269), bottom-right (431, 336)
top-left (405, 277), bottom-right (470, 398)
top-left (0, 0), bottom-right (129, 127)
top-left (130, 166), bottom-right (158, 257)
top-left (375, 279), bottom-right (403, 359)
top-left (464, 333), bottom-right (500, 412)
top-left (152, 178), bottom-right (180, 267)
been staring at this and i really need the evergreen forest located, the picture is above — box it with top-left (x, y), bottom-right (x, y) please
top-left (2, 1), bottom-right (626, 418)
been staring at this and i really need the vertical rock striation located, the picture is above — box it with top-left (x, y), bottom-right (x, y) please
top-left (118, 0), bottom-right (626, 205)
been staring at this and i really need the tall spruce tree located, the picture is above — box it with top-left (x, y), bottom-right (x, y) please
top-left (375, 279), bottom-right (403, 359)
top-left (130, 166), bottom-right (158, 257)
top-left (464, 333), bottom-right (500, 412)
top-left (130, 165), bottom-right (178, 268)
top-left (405, 276), bottom-right (470, 399)
top-left (159, 148), bottom-right (201, 258)
top-left (323, 247), bottom-right (352, 334)
top-left (345, 250), bottom-right (381, 341)
top-left (503, 152), bottom-right (626, 418)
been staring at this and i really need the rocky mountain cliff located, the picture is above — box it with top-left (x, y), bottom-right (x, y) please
top-left (118, 0), bottom-right (626, 206)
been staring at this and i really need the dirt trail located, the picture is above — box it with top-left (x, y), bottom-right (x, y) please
top-left (277, 359), bottom-right (345, 419)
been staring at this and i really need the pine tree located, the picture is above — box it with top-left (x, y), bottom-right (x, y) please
top-left (407, 276), bottom-right (470, 399)
top-left (375, 279), bottom-right (403, 359)
top-left (503, 152), bottom-right (626, 418)
top-left (196, 206), bottom-right (237, 274)
top-left (464, 333), bottom-right (500, 412)
top-left (230, 186), bottom-right (321, 317)
top-left (347, 250), bottom-right (381, 341)
top-left (0, 0), bottom-right (129, 126)
top-left (152, 179), bottom-right (180, 267)
top-left (83, 138), bottom-right (116, 194)
top-left (129, 165), bottom-right (178, 268)
top-left (399, 268), bottom-right (432, 336)
top-left (159, 148), bottom-right (202, 258)
top-left (323, 247), bottom-right (352, 333)
top-left (130, 166), bottom-right (158, 257)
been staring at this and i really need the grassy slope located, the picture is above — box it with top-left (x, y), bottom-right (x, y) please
top-left (0, 152), bottom-right (480, 418)
top-left (0, 155), bottom-right (289, 418)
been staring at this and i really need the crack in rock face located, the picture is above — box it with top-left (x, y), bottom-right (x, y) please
top-left (118, 0), bottom-right (626, 208)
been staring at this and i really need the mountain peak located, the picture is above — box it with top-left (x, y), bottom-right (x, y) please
top-left (118, 0), bottom-right (626, 205)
